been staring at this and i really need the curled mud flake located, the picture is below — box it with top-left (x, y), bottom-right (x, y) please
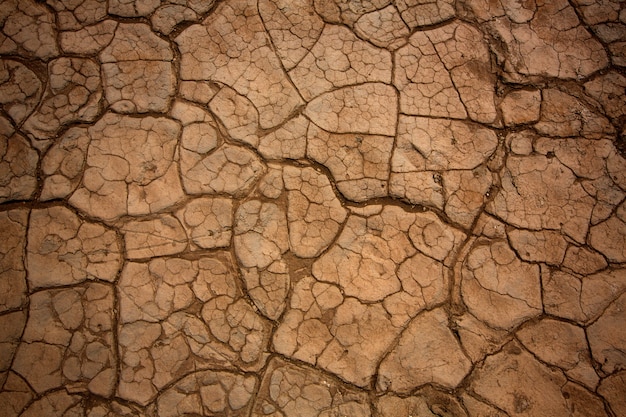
top-left (487, 0), bottom-right (608, 81)
top-left (0, 0), bottom-right (59, 59)
top-left (470, 341), bottom-right (608, 417)
top-left (0, 209), bottom-right (28, 313)
top-left (517, 318), bottom-right (599, 389)
top-left (23, 57), bottom-right (102, 142)
top-left (461, 239), bottom-right (542, 330)
top-left (12, 283), bottom-right (116, 396)
top-left (70, 113), bottom-right (184, 221)
top-left (289, 24), bottom-right (392, 101)
top-left (252, 357), bottom-right (370, 417)
top-left (27, 206), bottom-right (122, 289)
top-left (377, 308), bottom-right (472, 393)
top-left (307, 123), bottom-right (393, 202)
top-left (284, 165), bottom-right (347, 258)
top-left (175, 0), bottom-right (302, 128)
top-left (304, 83), bottom-right (398, 136)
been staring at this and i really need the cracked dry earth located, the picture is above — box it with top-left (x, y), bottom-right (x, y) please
top-left (2, 0), bottom-right (626, 417)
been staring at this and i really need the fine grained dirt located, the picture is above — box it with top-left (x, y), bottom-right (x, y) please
top-left (1, 0), bottom-right (626, 416)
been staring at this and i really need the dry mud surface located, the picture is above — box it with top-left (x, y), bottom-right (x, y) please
top-left (1, 0), bottom-right (626, 416)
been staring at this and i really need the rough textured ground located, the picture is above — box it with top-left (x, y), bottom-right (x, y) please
top-left (1, 0), bottom-right (626, 416)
